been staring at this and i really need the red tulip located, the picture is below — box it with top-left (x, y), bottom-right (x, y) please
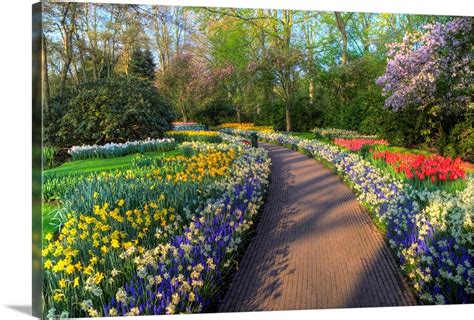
top-left (370, 150), bottom-right (466, 183)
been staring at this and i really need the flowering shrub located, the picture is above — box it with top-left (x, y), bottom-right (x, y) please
top-left (43, 135), bottom-right (271, 317)
top-left (372, 150), bottom-right (466, 182)
top-left (172, 122), bottom-right (206, 131)
top-left (69, 138), bottom-right (177, 161)
top-left (165, 130), bottom-right (222, 143)
top-left (313, 127), bottom-right (379, 140)
top-left (334, 138), bottom-right (389, 151)
top-left (227, 128), bottom-right (474, 304)
top-left (376, 17), bottom-right (473, 113)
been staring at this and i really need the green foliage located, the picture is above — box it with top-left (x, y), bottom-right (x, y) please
top-left (42, 202), bottom-right (63, 234)
top-left (289, 96), bottom-right (323, 132)
top-left (45, 76), bottom-right (175, 147)
top-left (445, 112), bottom-right (474, 162)
top-left (129, 48), bottom-right (157, 81)
top-left (43, 146), bottom-right (59, 170)
top-left (289, 132), bottom-right (315, 140)
top-left (313, 55), bottom-right (386, 132)
top-left (190, 99), bottom-right (235, 125)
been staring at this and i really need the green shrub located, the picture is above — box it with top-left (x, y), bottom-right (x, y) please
top-left (44, 76), bottom-right (175, 147)
top-left (447, 120), bottom-right (474, 161)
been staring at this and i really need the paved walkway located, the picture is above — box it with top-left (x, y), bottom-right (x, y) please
top-left (219, 143), bottom-right (416, 311)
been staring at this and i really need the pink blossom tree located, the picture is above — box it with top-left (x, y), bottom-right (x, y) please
top-left (376, 18), bottom-right (473, 114)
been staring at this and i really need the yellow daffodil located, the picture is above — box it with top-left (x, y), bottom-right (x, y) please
top-left (65, 264), bottom-right (75, 275)
top-left (44, 259), bottom-right (53, 270)
top-left (111, 239), bottom-right (120, 249)
top-left (52, 291), bottom-right (64, 302)
top-left (83, 265), bottom-right (94, 275)
top-left (58, 278), bottom-right (67, 288)
top-left (93, 272), bottom-right (104, 285)
top-left (73, 277), bottom-right (79, 288)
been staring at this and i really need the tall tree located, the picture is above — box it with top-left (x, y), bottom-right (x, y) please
top-left (272, 10), bottom-right (299, 132)
top-left (156, 53), bottom-right (193, 122)
top-left (334, 12), bottom-right (349, 65)
top-left (41, 32), bottom-right (50, 111)
top-left (58, 3), bottom-right (77, 98)
top-left (129, 48), bottom-right (157, 81)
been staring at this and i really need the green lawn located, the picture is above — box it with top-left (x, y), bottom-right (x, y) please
top-left (289, 132), bottom-right (315, 140)
top-left (45, 149), bottom-right (181, 176)
top-left (375, 145), bottom-right (433, 156)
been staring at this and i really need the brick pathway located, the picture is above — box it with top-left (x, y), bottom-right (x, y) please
top-left (219, 143), bottom-right (416, 311)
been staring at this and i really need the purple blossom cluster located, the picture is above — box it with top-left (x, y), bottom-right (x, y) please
top-left (376, 17), bottom-right (473, 112)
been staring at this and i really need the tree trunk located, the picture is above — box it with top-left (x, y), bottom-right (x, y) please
top-left (309, 78), bottom-right (314, 105)
top-left (59, 4), bottom-right (76, 98)
top-left (59, 53), bottom-right (72, 98)
top-left (181, 110), bottom-right (188, 123)
top-left (87, 4), bottom-right (99, 81)
top-left (41, 33), bottom-right (49, 112)
top-left (180, 99), bottom-right (188, 122)
top-left (362, 15), bottom-right (371, 53)
top-left (75, 34), bottom-right (88, 83)
top-left (71, 60), bottom-right (80, 85)
top-left (285, 103), bottom-right (292, 132)
top-left (236, 105), bottom-right (241, 124)
top-left (335, 12), bottom-right (347, 66)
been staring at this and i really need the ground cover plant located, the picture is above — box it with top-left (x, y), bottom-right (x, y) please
top-left (42, 134), bottom-right (271, 317)
top-left (224, 128), bottom-right (474, 304)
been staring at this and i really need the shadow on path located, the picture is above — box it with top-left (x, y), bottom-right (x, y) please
top-left (219, 143), bottom-right (416, 312)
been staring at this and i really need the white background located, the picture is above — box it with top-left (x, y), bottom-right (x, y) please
top-left (0, 0), bottom-right (473, 319)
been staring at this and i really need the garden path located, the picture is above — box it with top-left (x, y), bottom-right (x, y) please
top-left (219, 143), bottom-right (417, 311)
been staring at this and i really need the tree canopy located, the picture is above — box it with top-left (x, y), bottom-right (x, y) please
top-left (42, 3), bottom-right (473, 159)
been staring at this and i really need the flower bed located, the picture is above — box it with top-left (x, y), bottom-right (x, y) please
top-left (226, 128), bottom-right (474, 304)
top-left (372, 150), bottom-right (466, 182)
top-left (43, 135), bottom-right (271, 317)
top-left (218, 123), bottom-right (273, 132)
top-left (165, 130), bottom-right (222, 143)
top-left (69, 138), bottom-right (177, 160)
top-left (334, 138), bottom-right (389, 151)
top-left (172, 122), bottom-right (206, 131)
top-left (313, 127), bottom-right (380, 140)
